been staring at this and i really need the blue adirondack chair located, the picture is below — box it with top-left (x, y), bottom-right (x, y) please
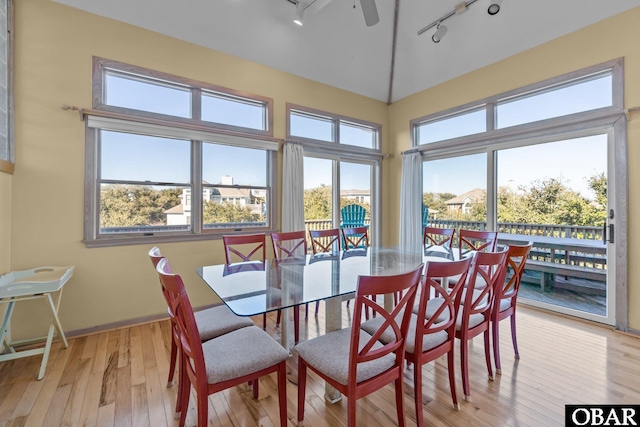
top-left (340, 204), bottom-right (368, 248)
top-left (422, 204), bottom-right (429, 227)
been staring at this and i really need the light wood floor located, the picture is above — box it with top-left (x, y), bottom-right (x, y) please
top-left (1, 304), bottom-right (639, 427)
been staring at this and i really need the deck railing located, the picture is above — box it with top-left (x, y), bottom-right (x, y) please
top-left (427, 219), bottom-right (603, 241)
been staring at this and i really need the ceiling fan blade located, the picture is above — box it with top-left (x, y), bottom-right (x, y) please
top-left (359, 0), bottom-right (379, 27)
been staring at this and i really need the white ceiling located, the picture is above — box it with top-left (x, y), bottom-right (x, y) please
top-left (54, 0), bottom-right (640, 103)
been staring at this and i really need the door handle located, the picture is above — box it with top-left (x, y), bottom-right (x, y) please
top-left (603, 222), bottom-right (614, 244)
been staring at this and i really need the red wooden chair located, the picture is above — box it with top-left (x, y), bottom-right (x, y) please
top-left (341, 226), bottom-right (369, 249)
top-left (147, 247), bottom-right (253, 402)
top-left (458, 229), bottom-right (498, 259)
top-left (271, 230), bottom-right (308, 343)
top-left (155, 258), bottom-right (289, 427)
top-left (456, 248), bottom-right (508, 401)
top-left (222, 233), bottom-right (266, 264)
top-left (271, 230), bottom-right (307, 260)
top-left (361, 257), bottom-right (473, 425)
top-left (309, 228), bottom-right (341, 254)
top-left (295, 264), bottom-right (423, 427)
top-left (410, 257), bottom-right (473, 420)
top-left (222, 233), bottom-right (268, 328)
top-left (423, 226), bottom-right (456, 258)
top-left (491, 242), bottom-right (532, 374)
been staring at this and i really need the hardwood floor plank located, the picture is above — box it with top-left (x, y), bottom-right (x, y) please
top-left (117, 329), bottom-right (130, 370)
top-left (60, 357), bottom-right (92, 426)
top-left (113, 366), bottom-right (132, 427)
top-left (92, 332), bottom-right (110, 375)
top-left (129, 326), bottom-right (145, 387)
top-left (96, 403), bottom-right (115, 427)
top-left (131, 383), bottom-right (150, 427)
top-left (142, 368), bottom-right (168, 427)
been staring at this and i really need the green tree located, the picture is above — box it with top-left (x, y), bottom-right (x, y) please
top-left (203, 201), bottom-right (263, 224)
top-left (100, 185), bottom-right (181, 227)
top-left (304, 185), bottom-right (333, 220)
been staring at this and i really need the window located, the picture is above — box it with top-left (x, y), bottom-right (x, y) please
top-left (415, 108), bottom-right (486, 145)
top-left (85, 58), bottom-right (276, 247)
top-left (289, 105), bottom-right (380, 150)
top-left (288, 104), bottom-right (382, 246)
top-left (412, 59), bottom-right (625, 326)
top-left (496, 72), bottom-right (612, 128)
top-left (411, 66), bottom-right (618, 149)
top-left (0, 0), bottom-right (12, 173)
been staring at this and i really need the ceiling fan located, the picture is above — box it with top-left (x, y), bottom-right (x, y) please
top-left (294, 0), bottom-right (379, 27)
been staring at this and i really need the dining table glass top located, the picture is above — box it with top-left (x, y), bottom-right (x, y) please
top-left (196, 247), bottom-right (432, 317)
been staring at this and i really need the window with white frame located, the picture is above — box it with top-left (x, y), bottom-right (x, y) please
top-left (287, 104), bottom-right (382, 245)
top-left (412, 59), bottom-right (626, 326)
top-left (84, 58), bottom-right (276, 247)
top-left (0, 0), bottom-right (13, 171)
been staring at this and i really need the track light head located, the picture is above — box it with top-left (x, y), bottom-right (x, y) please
top-left (432, 24), bottom-right (447, 43)
top-left (488, 0), bottom-right (502, 15)
top-left (293, 1), bottom-right (305, 26)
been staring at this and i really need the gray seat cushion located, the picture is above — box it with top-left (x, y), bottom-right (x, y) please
top-left (413, 297), bottom-right (455, 324)
top-left (361, 313), bottom-right (449, 355)
top-left (195, 305), bottom-right (254, 342)
top-left (455, 312), bottom-right (485, 331)
top-left (202, 325), bottom-right (289, 384)
top-left (294, 327), bottom-right (395, 386)
top-left (459, 288), bottom-right (490, 308)
top-left (448, 272), bottom-right (487, 289)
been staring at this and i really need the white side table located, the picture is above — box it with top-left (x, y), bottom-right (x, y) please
top-left (0, 266), bottom-right (74, 380)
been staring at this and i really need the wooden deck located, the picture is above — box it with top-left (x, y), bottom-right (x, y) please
top-left (0, 304), bottom-right (638, 427)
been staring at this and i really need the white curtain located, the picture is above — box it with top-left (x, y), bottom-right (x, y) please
top-left (282, 141), bottom-right (305, 232)
top-left (399, 152), bottom-right (423, 254)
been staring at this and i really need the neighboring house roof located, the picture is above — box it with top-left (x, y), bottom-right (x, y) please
top-left (164, 204), bottom-right (184, 214)
top-left (445, 188), bottom-right (486, 205)
top-left (211, 187), bottom-right (251, 197)
top-left (341, 189), bottom-right (370, 197)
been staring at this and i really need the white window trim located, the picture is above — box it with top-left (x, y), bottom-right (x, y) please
top-left (84, 60), bottom-right (278, 247)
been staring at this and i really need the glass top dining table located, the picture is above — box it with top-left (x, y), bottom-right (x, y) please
top-left (195, 247), bottom-right (439, 318)
top-left (196, 246), bottom-right (455, 402)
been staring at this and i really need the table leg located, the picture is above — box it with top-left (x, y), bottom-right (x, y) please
top-left (280, 306), bottom-right (291, 353)
top-left (47, 293), bottom-right (68, 348)
top-left (37, 324), bottom-right (56, 380)
top-left (324, 297), bottom-right (342, 403)
top-left (0, 301), bottom-right (15, 353)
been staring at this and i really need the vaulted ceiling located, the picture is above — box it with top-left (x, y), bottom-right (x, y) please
top-left (55, 0), bottom-right (640, 103)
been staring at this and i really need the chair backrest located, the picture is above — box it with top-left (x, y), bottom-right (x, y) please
top-left (271, 230), bottom-right (307, 260)
top-left (156, 258), bottom-right (207, 385)
top-left (423, 227), bottom-right (455, 250)
top-left (458, 229), bottom-right (498, 258)
top-left (340, 204), bottom-right (367, 227)
top-left (341, 226), bottom-right (369, 250)
top-left (414, 256), bottom-right (474, 344)
top-left (460, 249), bottom-right (508, 325)
top-left (222, 233), bottom-right (266, 264)
top-left (148, 246), bottom-right (165, 269)
top-left (309, 228), bottom-right (341, 254)
top-left (148, 246), bottom-right (176, 315)
top-left (422, 205), bottom-right (429, 227)
top-left (495, 242), bottom-right (532, 307)
top-left (348, 264), bottom-right (423, 384)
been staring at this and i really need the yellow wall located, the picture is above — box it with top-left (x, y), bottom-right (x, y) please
top-left (389, 7), bottom-right (640, 330)
top-left (9, 0), bottom-right (388, 338)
